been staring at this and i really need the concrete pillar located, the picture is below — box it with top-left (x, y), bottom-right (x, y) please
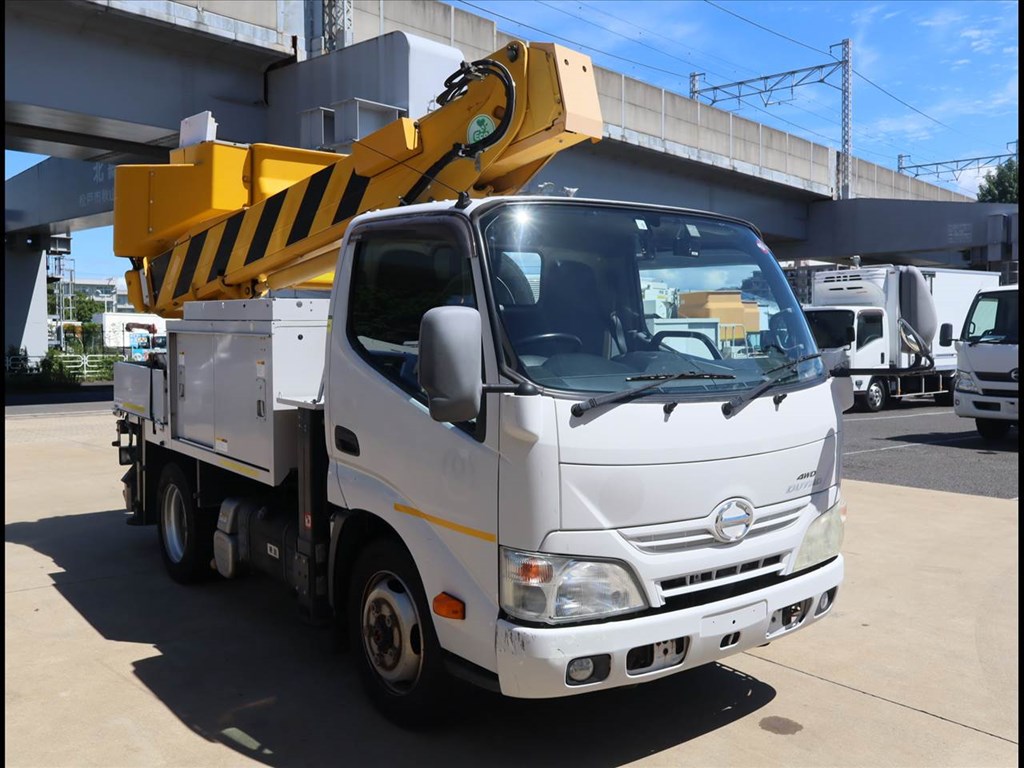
top-left (4, 241), bottom-right (48, 357)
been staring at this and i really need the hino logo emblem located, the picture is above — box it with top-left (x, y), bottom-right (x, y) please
top-left (1012, 368), bottom-right (1019, 383)
top-left (712, 499), bottom-right (755, 543)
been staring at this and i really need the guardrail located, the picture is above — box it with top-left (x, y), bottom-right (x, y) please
top-left (5, 354), bottom-right (123, 382)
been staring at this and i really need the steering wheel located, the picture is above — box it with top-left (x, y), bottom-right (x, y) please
top-left (769, 310), bottom-right (801, 353)
top-left (515, 333), bottom-right (584, 356)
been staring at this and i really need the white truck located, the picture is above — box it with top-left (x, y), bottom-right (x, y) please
top-left (939, 284), bottom-right (1019, 441)
top-left (802, 266), bottom-right (1000, 411)
top-left (107, 40), bottom-right (941, 725)
top-left (114, 197), bottom-right (859, 723)
top-left (91, 311), bottom-right (167, 352)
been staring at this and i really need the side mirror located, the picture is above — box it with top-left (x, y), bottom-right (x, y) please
top-left (939, 323), bottom-right (953, 348)
top-left (844, 325), bottom-right (856, 346)
top-left (419, 306), bottom-right (482, 423)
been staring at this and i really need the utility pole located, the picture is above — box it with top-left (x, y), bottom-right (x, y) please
top-left (690, 39), bottom-right (853, 200)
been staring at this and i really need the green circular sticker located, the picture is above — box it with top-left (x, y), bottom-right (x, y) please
top-left (468, 114), bottom-right (496, 144)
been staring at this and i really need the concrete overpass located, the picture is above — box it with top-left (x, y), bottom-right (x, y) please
top-left (5, 0), bottom-right (1018, 355)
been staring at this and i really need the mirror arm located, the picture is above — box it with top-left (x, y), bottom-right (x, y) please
top-left (483, 381), bottom-right (539, 396)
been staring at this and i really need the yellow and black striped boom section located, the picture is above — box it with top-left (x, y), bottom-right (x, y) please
top-left (113, 41), bottom-right (602, 317)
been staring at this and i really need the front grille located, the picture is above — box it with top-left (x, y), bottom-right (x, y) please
top-left (620, 497), bottom-right (806, 555)
top-left (976, 371), bottom-right (1018, 383)
top-left (660, 554), bottom-right (785, 595)
top-left (980, 388), bottom-right (1018, 399)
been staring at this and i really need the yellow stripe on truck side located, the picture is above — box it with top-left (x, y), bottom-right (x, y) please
top-left (393, 503), bottom-right (496, 543)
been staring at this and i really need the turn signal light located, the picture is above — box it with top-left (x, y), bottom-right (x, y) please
top-left (432, 592), bottom-right (465, 620)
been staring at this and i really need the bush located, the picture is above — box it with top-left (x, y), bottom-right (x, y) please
top-left (5, 349), bottom-right (82, 391)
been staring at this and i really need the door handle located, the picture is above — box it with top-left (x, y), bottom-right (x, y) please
top-left (335, 426), bottom-right (360, 456)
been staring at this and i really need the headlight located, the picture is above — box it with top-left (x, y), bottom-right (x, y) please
top-left (955, 371), bottom-right (981, 394)
top-left (792, 498), bottom-right (846, 573)
top-left (500, 548), bottom-right (647, 624)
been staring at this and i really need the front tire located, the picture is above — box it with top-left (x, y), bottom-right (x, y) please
top-left (157, 463), bottom-right (215, 583)
top-left (862, 378), bottom-right (889, 412)
top-left (348, 539), bottom-right (451, 726)
top-left (976, 418), bottom-right (1011, 442)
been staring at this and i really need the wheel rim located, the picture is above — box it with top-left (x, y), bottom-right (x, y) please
top-left (161, 484), bottom-right (188, 563)
top-left (361, 571), bottom-right (423, 693)
top-left (867, 383), bottom-right (884, 409)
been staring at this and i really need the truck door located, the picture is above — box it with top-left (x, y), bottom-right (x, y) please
top-left (325, 216), bottom-right (500, 670)
top-left (855, 309), bottom-right (887, 367)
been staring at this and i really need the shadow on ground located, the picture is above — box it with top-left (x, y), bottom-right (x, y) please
top-left (4, 383), bottom-right (113, 407)
top-left (6, 510), bottom-right (776, 767)
top-left (883, 430), bottom-right (1018, 453)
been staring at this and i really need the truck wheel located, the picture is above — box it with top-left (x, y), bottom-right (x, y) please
top-left (348, 539), bottom-right (451, 726)
top-left (976, 419), bottom-right (1011, 442)
top-left (157, 463), bottom-right (215, 584)
top-left (863, 378), bottom-right (888, 412)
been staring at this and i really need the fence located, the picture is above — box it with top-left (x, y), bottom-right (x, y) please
top-left (5, 354), bottom-right (122, 382)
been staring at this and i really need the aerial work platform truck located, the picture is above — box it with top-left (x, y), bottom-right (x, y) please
top-left (108, 38), bottom-right (936, 724)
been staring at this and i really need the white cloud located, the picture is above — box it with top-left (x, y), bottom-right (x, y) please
top-left (951, 166), bottom-right (988, 198)
top-left (917, 9), bottom-right (967, 28)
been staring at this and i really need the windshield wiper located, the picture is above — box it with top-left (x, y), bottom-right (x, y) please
top-left (969, 334), bottom-right (1017, 346)
top-left (721, 353), bottom-right (822, 418)
top-left (571, 371), bottom-right (736, 417)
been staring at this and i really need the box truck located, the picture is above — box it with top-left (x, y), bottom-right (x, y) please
top-left (803, 266), bottom-right (999, 411)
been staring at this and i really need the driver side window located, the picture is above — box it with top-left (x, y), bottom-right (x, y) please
top-left (856, 311), bottom-right (884, 349)
top-left (348, 235), bottom-right (475, 400)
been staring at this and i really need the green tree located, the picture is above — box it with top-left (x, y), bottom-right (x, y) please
top-left (977, 158), bottom-right (1018, 203)
top-left (72, 292), bottom-right (104, 323)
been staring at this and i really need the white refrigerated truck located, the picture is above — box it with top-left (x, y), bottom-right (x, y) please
top-left (940, 284), bottom-right (1019, 441)
top-left (803, 266), bottom-right (999, 411)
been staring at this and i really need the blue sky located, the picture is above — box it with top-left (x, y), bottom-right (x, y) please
top-left (5, 0), bottom-right (1018, 281)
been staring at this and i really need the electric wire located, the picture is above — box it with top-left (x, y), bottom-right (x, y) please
top-left (701, 0), bottom-right (1001, 151)
top-left (474, 0), bottom-right (919, 164)
top-left (545, 0), bottom-right (914, 164)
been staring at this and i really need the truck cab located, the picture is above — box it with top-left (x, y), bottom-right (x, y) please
top-left (940, 284), bottom-right (1019, 441)
top-left (324, 197), bottom-right (847, 703)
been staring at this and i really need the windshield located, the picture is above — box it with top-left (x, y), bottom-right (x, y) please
top-left (805, 309), bottom-right (854, 349)
top-left (962, 290), bottom-right (1018, 343)
top-left (478, 202), bottom-right (824, 397)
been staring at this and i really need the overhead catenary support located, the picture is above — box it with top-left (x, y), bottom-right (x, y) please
top-left (898, 147), bottom-right (1017, 181)
top-left (690, 39), bottom-right (853, 200)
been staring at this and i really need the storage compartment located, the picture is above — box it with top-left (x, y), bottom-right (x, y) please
top-left (167, 298), bottom-right (329, 483)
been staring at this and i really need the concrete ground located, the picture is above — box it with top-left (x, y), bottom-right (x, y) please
top-left (4, 409), bottom-right (1018, 767)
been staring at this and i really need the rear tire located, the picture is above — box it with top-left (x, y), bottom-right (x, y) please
top-left (156, 463), bottom-right (216, 583)
top-left (862, 378), bottom-right (889, 412)
top-left (976, 418), bottom-right (1011, 442)
top-left (348, 538), bottom-right (451, 727)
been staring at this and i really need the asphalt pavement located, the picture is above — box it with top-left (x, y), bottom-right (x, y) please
top-left (842, 398), bottom-right (1018, 499)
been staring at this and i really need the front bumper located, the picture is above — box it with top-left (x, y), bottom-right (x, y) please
top-left (495, 555), bottom-right (843, 698)
top-left (953, 392), bottom-right (1018, 421)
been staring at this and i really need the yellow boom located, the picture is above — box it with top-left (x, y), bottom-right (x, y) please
top-left (114, 41), bottom-right (602, 317)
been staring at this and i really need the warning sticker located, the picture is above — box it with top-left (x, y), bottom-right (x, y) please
top-left (215, 437), bottom-right (229, 454)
